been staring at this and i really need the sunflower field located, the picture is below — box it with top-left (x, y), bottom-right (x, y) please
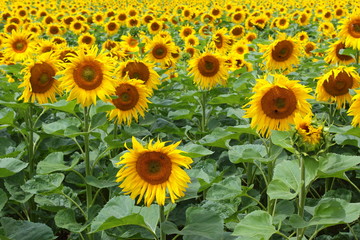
top-left (1, 0), bottom-right (360, 239)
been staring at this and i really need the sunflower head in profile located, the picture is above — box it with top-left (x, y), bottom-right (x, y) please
top-left (188, 50), bottom-right (228, 90)
top-left (117, 59), bottom-right (161, 92)
top-left (348, 90), bottom-right (360, 127)
top-left (262, 32), bottom-right (301, 72)
top-left (316, 66), bottom-right (360, 109)
top-left (107, 78), bottom-right (152, 125)
top-left (18, 52), bottom-right (62, 104)
top-left (58, 45), bottom-right (117, 107)
top-left (294, 114), bottom-right (323, 152)
top-left (324, 40), bottom-right (355, 65)
top-left (144, 34), bottom-right (177, 66)
top-left (3, 29), bottom-right (35, 62)
top-left (243, 74), bottom-right (313, 137)
top-left (339, 12), bottom-right (360, 50)
top-left (116, 136), bottom-right (193, 206)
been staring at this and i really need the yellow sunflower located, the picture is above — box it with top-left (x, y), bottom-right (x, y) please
top-left (229, 25), bottom-right (245, 39)
top-left (107, 78), bottom-right (152, 125)
top-left (117, 59), bottom-right (160, 92)
top-left (78, 32), bottom-right (96, 47)
top-left (316, 66), bottom-right (360, 109)
top-left (243, 74), bottom-right (313, 137)
top-left (144, 34), bottom-right (177, 66)
top-left (324, 40), bottom-right (355, 65)
top-left (304, 42), bottom-right (317, 57)
top-left (58, 46), bottom-right (117, 107)
top-left (348, 91), bottom-right (360, 127)
top-left (294, 114), bottom-right (323, 146)
top-left (188, 50), bottom-right (228, 90)
top-left (179, 25), bottom-right (195, 40)
top-left (104, 21), bottom-right (120, 36)
top-left (116, 136), bottom-right (192, 206)
top-left (262, 32), bottom-right (301, 72)
top-left (148, 20), bottom-right (163, 35)
top-left (3, 29), bottom-right (35, 62)
top-left (18, 52), bottom-right (61, 104)
top-left (212, 28), bottom-right (231, 54)
top-left (339, 12), bottom-right (360, 50)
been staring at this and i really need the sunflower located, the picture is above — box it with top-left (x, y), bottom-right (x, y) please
top-left (179, 25), bottom-right (195, 40)
top-left (231, 11), bottom-right (246, 23)
top-left (188, 50), bottom-right (228, 90)
top-left (324, 40), bottom-right (355, 65)
top-left (316, 66), bottom-right (360, 109)
top-left (243, 74), bottom-right (313, 137)
top-left (294, 114), bottom-right (323, 146)
top-left (262, 32), bottom-right (301, 72)
top-left (230, 25), bottom-right (245, 39)
top-left (297, 12), bottom-right (310, 26)
top-left (3, 29), bottom-right (35, 62)
top-left (107, 78), bottom-right (152, 125)
top-left (18, 52), bottom-right (61, 104)
top-left (4, 23), bottom-right (18, 34)
top-left (117, 59), bottom-right (160, 92)
top-left (277, 17), bottom-right (290, 30)
top-left (120, 34), bottom-right (139, 52)
top-left (148, 20), bottom-right (163, 35)
top-left (185, 34), bottom-right (199, 47)
top-left (117, 11), bottom-right (128, 25)
top-left (296, 31), bottom-right (309, 43)
top-left (212, 28), bottom-right (231, 54)
top-left (304, 42), bottom-right (316, 57)
top-left (36, 39), bottom-right (58, 55)
top-left (231, 40), bottom-right (249, 57)
top-left (93, 13), bottom-right (104, 25)
top-left (104, 21), bottom-right (120, 36)
top-left (46, 23), bottom-right (63, 36)
top-left (78, 32), bottom-right (96, 47)
top-left (70, 20), bottom-right (84, 35)
top-left (245, 32), bottom-right (257, 42)
top-left (116, 136), bottom-right (192, 206)
top-left (58, 46), bottom-right (117, 107)
top-left (339, 13), bottom-right (360, 50)
top-left (199, 25), bottom-right (213, 37)
top-left (127, 17), bottom-right (140, 28)
top-left (144, 34), bottom-right (177, 66)
top-left (348, 91), bottom-right (360, 127)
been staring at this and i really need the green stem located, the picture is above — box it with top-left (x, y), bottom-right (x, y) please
top-left (199, 91), bottom-right (208, 134)
top-left (356, 49), bottom-right (359, 65)
top-left (83, 107), bottom-right (93, 240)
top-left (26, 104), bottom-right (36, 221)
top-left (243, 194), bottom-right (266, 210)
top-left (297, 154), bottom-right (306, 240)
top-left (61, 193), bottom-right (87, 220)
top-left (344, 175), bottom-right (360, 193)
top-left (159, 205), bottom-right (166, 240)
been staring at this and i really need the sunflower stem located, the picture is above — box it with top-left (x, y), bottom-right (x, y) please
top-left (84, 107), bottom-right (93, 240)
top-left (297, 153), bottom-right (306, 240)
top-left (199, 91), bottom-right (208, 134)
top-left (26, 103), bottom-right (36, 221)
top-left (356, 49), bottom-right (359, 65)
top-left (159, 205), bottom-right (166, 240)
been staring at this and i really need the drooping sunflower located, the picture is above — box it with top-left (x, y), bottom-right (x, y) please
top-left (339, 13), bottom-right (360, 50)
top-left (324, 40), bottom-right (355, 65)
top-left (107, 78), bottom-right (152, 125)
top-left (243, 74), bottom-right (313, 137)
top-left (18, 52), bottom-right (61, 104)
top-left (58, 45), bottom-right (117, 107)
top-left (144, 34), bottom-right (177, 66)
top-left (3, 29), bottom-right (35, 62)
top-left (294, 114), bottom-right (323, 146)
top-left (262, 32), bottom-right (301, 72)
top-left (117, 59), bottom-right (161, 92)
top-left (188, 50), bottom-right (228, 90)
top-left (116, 136), bottom-right (192, 206)
top-left (316, 66), bottom-right (360, 109)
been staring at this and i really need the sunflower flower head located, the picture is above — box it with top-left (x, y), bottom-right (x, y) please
top-left (294, 114), bottom-right (323, 152)
top-left (339, 11), bottom-right (360, 50)
top-left (243, 74), bottom-right (313, 137)
top-left (116, 137), bottom-right (193, 207)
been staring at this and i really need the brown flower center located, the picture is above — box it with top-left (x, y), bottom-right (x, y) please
top-left (73, 60), bottom-right (103, 90)
top-left (152, 44), bottom-right (168, 59)
top-left (215, 33), bottom-right (223, 49)
top-left (183, 28), bottom-right (192, 37)
top-left (349, 20), bottom-right (360, 38)
top-left (198, 55), bottom-right (220, 77)
top-left (122, 61), bottom-right (150, 83)
top-left (151, 22), bottom-right (160, 31)
top-left (12, 39), bottom-right (27, 53)
top-left (50, 26), bottom-right (59, 34)
top-left (323, 71), bottom-right (353, 96)
top-left (335, 42), bottom-right (353, 61)
top-left (261, 86), bottom-right (297, 119)
top-left (30, 63), bottom-right (56, 93)
top-left (108, 22), bottom-right (117, 31)
top-left (136, 151), bottom-right (172, 185)
top-left (112, 83), bottom-right (139, 111)
top-left (82, 36), bottom-right (93, 44)
top-left (231, 27), bottom-right (243, 36)
top-left (118, 14), bottom-right (126, 21)
top-left (271, 40), bottom-right (294, 62)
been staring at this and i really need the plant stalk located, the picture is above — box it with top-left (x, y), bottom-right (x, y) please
top-left (159, 205), bottom-right (166, 240)
top-left (297, 154), bottom-right (306, 240)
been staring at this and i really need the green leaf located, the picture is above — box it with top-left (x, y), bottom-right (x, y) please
top-left (267, 159), bottom-right (317, 200)
top-left (42, 100), bottom-right (77, 114)
top-left (199, 127), bottom-right (239, 149)
top-left (168, 109), bottom-right (193, 120)
top-left (209, 94), bottom-right (244, 105)
top-left (233, 210), bottom-right (276, 239)
top-left (84, 176), bottom-right (118, 189)
top-left (93, 100), bottom-right (115, 114)
top-left (0, 188), bottom-right (8, 211)
top-left (54, 208), bottom-right (86, 233)
top-left (0, 101), bottom-right (29, 109)
top-left (0, 158), bottom-right (28, 177)
top-left (226, 125), bottom-right (257, 136)
top-left (228, 144), bottom-right (267, 163)
top-left (90, 196), bottom-right (158, 234)
top-left (42, 118), bottom-right (81, 136)
top-left (180, 143), bottom-right (213, 158)
top-left (37, 152), bottom-right (79, 174)
top-left (273, 200), bottom-right (295, 224)
top-left (206, 176), bottom-right (243, 201)
top-left (270, 130), bottom-right (295, 153)
top-left (180, 207), bottom-right (223, 240)
top-left (4, 173), bottom-right (33, 203)
top-left (0, 108), bottom-right (15, 125)
top-left (0, 64), bottom-right (23, 74)
top-left (0, 217), bottom-right (54, 240)
top-left (339, 48), bottom-right (357, 59)
top-left (318, 153), bottom-right (360, 178)
top-left (310, 198), bottom-right (346, 225)
top-left (21, 173), bottom-right (65, 194)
